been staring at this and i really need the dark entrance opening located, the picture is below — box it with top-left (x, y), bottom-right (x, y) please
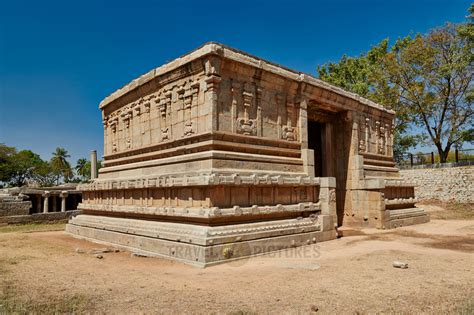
top-left (308, 120), bottom-right (335, 178)
top-left (308, 121), bottom-right (323, 177)
top-left (308, 114), bottom-right (349, 226)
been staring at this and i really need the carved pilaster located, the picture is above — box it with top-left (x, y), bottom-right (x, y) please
top-left (133, 101), bottom-right (141, 117)
top-left (282, 99), bottom-right (297, 141)
top-left (155, 91), bottom-right (172, 142)
top-left (204, 56), bottom-right (222, 132)
top-left (182, 81), bottom-right (200, 137)
top-left (276, 93), bottom-right (283, 139)
top-left (364, 117), bottom-right (370, 153)
top-left (108, 115), bottom-right (118, 153)
top-left (376, 121), bottom-right (384, 154)
top-left (298, 97), bottom-right (308, 149)
top-left (256, 87), bottom-right (263, 137)
top-left (102, 117), bottom-right (108, 155)
top-left (389, 121), bottom-right (395, 157)
top-left (143, 96), bottom-right (153, 145)
top-left (236, 84), bottom-right (257, 136)
top-left (231, 80), bottom-right (240, 133)
top-left (121, 108), bottom-right (132, 149)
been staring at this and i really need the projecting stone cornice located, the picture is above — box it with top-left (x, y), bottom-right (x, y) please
top-left (99, 42), bottom-right (394, 115)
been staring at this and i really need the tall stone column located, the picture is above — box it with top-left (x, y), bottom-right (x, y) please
top-left (91, 150), bottom-right (98, 179)
top-left (60, 191), bottom-right (68, 212)
top-left (43, 191), bottom-right (50, 213)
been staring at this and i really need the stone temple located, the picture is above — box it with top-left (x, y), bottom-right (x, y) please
top-left (66, 43), bottom-right (429, 266)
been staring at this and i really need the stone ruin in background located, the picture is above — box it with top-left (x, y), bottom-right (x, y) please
top-left (1, 185), bottom-right (81, 224)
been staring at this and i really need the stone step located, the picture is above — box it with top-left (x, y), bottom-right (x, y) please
top-left (69, 214), bottom-right (324, 246)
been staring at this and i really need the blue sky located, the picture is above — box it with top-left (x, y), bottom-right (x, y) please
top-left (0, 0), bottom-right (471, 163)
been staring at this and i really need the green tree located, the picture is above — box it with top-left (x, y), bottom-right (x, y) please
top-left (0, 144), bottom-right (47, 187)
top-left (33, 160), bottom-right (56, 187)
top-left (0, 143), bottom-right (17, 184)
top-left (317, 39), bottom-right (418, 160)
top-left (379, 24), bottom-right (473, 163)
top-left (318, 10), bottom-right (473, 163)
top-left (318, 39), bottom-right (389, 99)
top-left (75, 158), bottom-right (89, 181)
top-left (8, 150), bottom-right (45, 187)
top-left (458, 4), bottom-right (473, 61)
top-left (74, 158), bottom-right (103, 183)
top-left (50, 147), bottom-right (73, 185)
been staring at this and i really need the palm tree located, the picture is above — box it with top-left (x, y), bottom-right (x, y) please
top-left (50, 147), bottom-right (72, 185)
top-left (75, 158), bottom-right (89, 181)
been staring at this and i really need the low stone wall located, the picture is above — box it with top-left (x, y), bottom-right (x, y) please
top-left (0, 200), bottom-right (31, 216)
top-left (0, 210), bottom-right (81, 224)
top-left (400, 166), bottom-right (474, 203)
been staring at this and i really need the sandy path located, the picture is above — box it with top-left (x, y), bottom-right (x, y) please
top-left (0, 219), bottom-right (473, 314)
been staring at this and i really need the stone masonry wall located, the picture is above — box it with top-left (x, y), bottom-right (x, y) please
top-left (0, 199), bottom-right (31, 216)
top-left (0, 210), bottom-right (81, 224)
top-left (400, 166), bottom-right (474, 203)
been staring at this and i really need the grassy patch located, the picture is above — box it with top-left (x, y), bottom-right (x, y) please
top-left (0, 222), bottom-right (66, 234)
top-left (457, 296), bottom-right (474, 315)
top-left (0, 281), bottom-right (93, 314)
top-left (418, 200), bottom-right (474, 220)
top-left (0, 256), bottom-right (33, 267)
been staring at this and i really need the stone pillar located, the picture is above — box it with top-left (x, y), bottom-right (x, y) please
top-left (43, 191), bottom-right (50, 213)
top-left (91, 150), bottom-right (98, 179)
top-left (60, 191), bottom-right (68, 212)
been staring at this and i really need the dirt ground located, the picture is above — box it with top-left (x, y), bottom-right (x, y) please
top-left (1, 201), bottom-right (473, 314)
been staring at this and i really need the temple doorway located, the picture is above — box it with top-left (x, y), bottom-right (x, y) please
top-left (307, 111), bottom-right (352, 226)
top-left (308, 120), bottom-right (335, 178)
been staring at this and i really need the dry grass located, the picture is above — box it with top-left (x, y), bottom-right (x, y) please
top-left (456, 296), bottom-right (474, 315)
top-left (0, 282), bottom-right (92, 314)
top-left (0, 203), bottom-right (473, 313)
top-left (418, 200), bottom-right (474, 220)
top-left (0, 222), bottom-right (66, 234)
top-left (0, 246), bottom-right (93, 313)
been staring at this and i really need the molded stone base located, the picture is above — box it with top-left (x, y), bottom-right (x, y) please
top-left (66, 214), bottom-right (337, 267)
top-left (384, 208), bottom-right (430, 229)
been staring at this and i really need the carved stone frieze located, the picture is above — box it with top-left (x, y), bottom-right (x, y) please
top-left (77, 173), bottom-right (323, 191)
